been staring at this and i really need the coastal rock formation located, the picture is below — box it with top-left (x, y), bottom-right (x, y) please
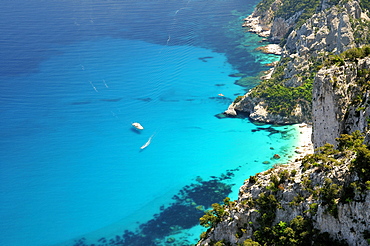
top-left (197, 140), bottom-right (370, 245)
top-left (313, 57), bottom-right (370, 148)
top-left (198, 0), bottom-right (370, 245)
top-left (226, 90), bottom-right (311, 124)
top-left (242, 0), bottom-right (290, 41)
top-left (255, 44), bottom-right (282, 55)
top-left (227, 0), bottom-right (370, 125)
top-left (284, 2), bottom-right (357, 56)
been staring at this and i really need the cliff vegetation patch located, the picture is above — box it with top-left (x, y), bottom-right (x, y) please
top-left (197, 131), bottom-right (370, 246)
top-left (247, 55), bottom-right (315, 117)
top-left (256, 0), bottom-right (341, 29)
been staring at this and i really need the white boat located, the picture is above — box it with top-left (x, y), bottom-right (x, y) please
top-left (132, 122), bottom-right (144, 130)
top-left (140, 135), bottom-right (153, 149)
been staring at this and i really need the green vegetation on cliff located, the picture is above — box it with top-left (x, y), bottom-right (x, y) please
top-left (256, 0), bottom-right (275, 12)
top-left (249, 79), bottom-right (313, 116)
top-left (248, 57), bottom-right (315, 117)
top-left (256, 0), bottom-right (342, 28)
top-left (324, 45), bottom-right (370, 66)
top-left (351, 18), bottom-right (370, 45)
top-left (252, 216), bottom-right (347, 246)
top-left (276, 0), bottom-right (322, 28)
top-left (243, 0), bottom-right (370, 122)
top-left (198, 131), bottom-right (370, 245)
top-left (248, 46), bottom-right (370, 119)
top-left (323, 46), bottom-right (370, 102)
top-left (360, 0), bottom-right (370, 11)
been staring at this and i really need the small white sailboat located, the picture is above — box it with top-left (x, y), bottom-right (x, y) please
top-left (132, 122), bottom-right (144, 130)
top-left (140, 135), bottom-right (154, 149)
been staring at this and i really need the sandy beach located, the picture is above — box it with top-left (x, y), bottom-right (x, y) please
top-left (263, 123), bottom-right (314, 176)
top-left (292, 123), bottom-right (314, 161)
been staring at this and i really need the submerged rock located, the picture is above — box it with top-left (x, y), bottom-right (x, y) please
top-left (273, 154), bottom-right (280, 159)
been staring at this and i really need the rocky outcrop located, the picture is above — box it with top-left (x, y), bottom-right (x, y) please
top-left (229, 0), bottom-right (369, 126)
top-left (255, 44), bottom-right (282, 55)
top-left (313, 57), bottom-right (370, 148)
top-left (198, 1), bottom-right (370, 245)
top-left (226, 90), bottom-right (312, 124)
top-left (242, 0), bottom-right (296, 42)
top-left (242, 0), bottom-right (283, 38)
top-left (197, 145), bottom-right (370, 245)
top-left (284, 1), bottom-right (359, 56)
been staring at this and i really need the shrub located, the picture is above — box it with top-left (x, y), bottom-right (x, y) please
top-left (336, 131), bottom-right (365, 151)
top-left (279, 169), bottom-right (290, 183)
top-left (233, 95), bottom-right (244, 104)
top-left (291, 169), bottom-right (297, 177)
top-left (324, 46), bottom-right (370, 67)
top-left (243, 239), bottom-right (261, 246)
top-left (336, 131), bottom-right (370, 182)
top-left (249, 175), bottom-right (258, 184)
top-left (199, 203), bottom-right (227, 228)
top-left (308, 203), bottom-right (319, 214)
top-left (200, 231), bottom-right (207, 239)
top-left (249, 79), bottom-right (313, 116)
top-left (275, 0), bottom-right (321, 28)
top-left (320, 178), bottom-right (342, 217)
top-left (352, 145), bottom-right (370, 182)
top-left (289, 194), bottom-right (305, 206)
top-left (366, 181), bottom-right (370, 190)
top-left (214, 240), bottom-right (225, 246)
top-left (254, 216), bottom-right (316, 246)
top-left (256, 0), bottom-right (276, 13)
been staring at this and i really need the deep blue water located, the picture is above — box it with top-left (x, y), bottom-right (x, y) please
top-left (0, 1), bottom-right (300, 245)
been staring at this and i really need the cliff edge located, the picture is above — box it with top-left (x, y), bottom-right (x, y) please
top-left (225, 0), bottom-right (370, 126)
top-left (197, 0), bottom-right (370, 245)
top-left (197, 132), bottom-right (370, 245)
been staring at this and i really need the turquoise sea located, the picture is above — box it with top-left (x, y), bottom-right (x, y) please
top-left (0, 1), bottom-right (300, 245)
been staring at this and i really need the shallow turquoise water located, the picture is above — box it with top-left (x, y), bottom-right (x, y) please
top-left (0, 1), bottom-right (299, 245)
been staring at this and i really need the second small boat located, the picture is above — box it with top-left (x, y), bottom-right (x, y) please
top-left (140, 135), bottom-right (154, 149)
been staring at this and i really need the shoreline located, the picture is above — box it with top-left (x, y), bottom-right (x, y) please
top-left (60, 9), bottom-right (312, 246)
top-left (291, 123), bottom-right (314, 163)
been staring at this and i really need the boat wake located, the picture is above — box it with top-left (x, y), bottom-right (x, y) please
top-left (140, 134), bottom-right (154, 150)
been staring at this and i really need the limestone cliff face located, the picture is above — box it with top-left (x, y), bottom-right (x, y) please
top-left (313, 57), bottom-right (370, 148)
top-left (225, 90), bottom-right (312, 124)
top-left (242, 0), bottom-right (283, 38)
top-left (197, 151), bottom-right (370, 245)
top-left (197, 1), bottom-right (370, 245)
top-left (228, 0), bottom-right (368, 126)
top-left (284, 1), bottom-right (359, 56)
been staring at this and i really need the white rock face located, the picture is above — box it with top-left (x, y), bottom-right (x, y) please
top-left (315, 195), bottom-right (370, 246)
top-left (201, 1), bottom-right (370, 245)
top-left (242, 0), bottom-right (285, 40)
top-left (256, 44), bottom-right (282, 55)
top-left (284, 3), bottom-right (356, 56)
top-left (197, 151), bottom-right (370, 246)
top-left (224, 91), bottom-right (311, 124)
top-left (312, 66), bottom-right (353, 148)
top-left (313, 58), bottom-right (370, 148)
top-left (230, 0), bottom-right (366, 126)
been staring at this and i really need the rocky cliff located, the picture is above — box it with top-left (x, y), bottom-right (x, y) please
top-left (197, 0), bottom-right (370, 245)
top-left (225, 0), bottom-right (370, 127)
top-left (197, 135), bottom-right (370, 245)
top-left (313, 56), bottom-right (370, 148)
